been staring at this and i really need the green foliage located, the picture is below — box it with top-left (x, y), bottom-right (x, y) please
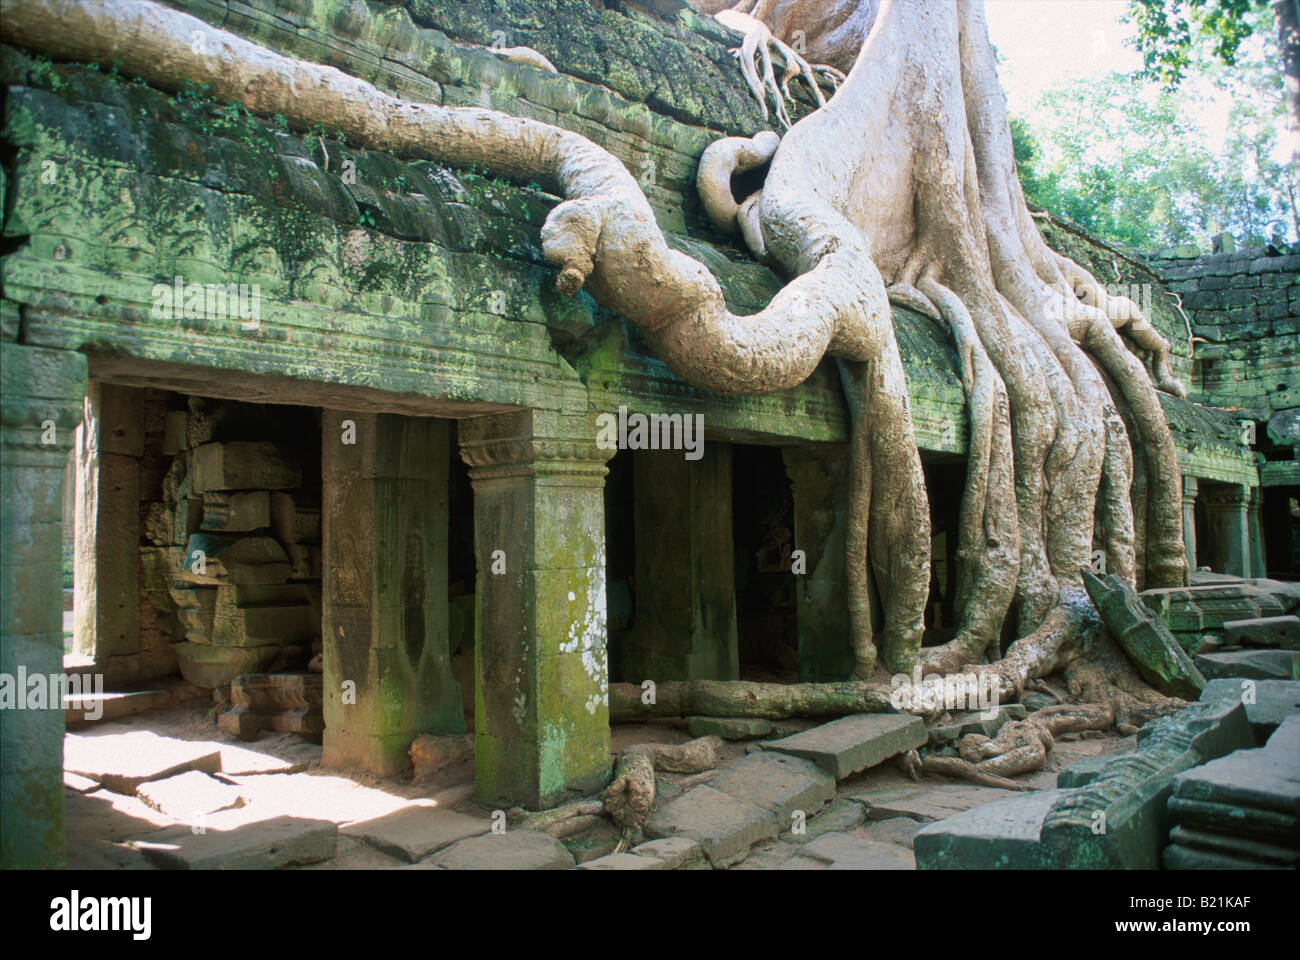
top-left (1124, 0), bottom-right (1269, 86)
top-left (1011, 21), bottom-right (1294, 250)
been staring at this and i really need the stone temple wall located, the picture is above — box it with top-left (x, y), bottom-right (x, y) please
top-left (0, 0), bottom-right (1285, 865)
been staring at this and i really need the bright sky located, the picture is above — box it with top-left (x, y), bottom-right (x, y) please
top-left (983, 0), bottom-right (1240, 155)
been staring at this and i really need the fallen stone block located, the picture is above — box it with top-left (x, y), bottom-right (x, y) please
top-left (1166, 797), bottom-right (1298, 845)
top-left (133, 816), bottom-right (336, 869)
top-left (914, 790), bottom-right (1059, 869)
top-left (688, 716), bottom-right (773, 740)
top-left (707, 751), bottom-right (835, 823)
top-left (853, 783), bottom-right (1019, 822)
top-left (1141, 582), bottom-right (1285, 633)
top-left (1194, 649), bottom-right (1298, 681)
top-left (65, 730), bottom-right (223, 794)
top-left (1199, 678), bottom-right (1300, 739)
top-left (341, 806), bottom-right (490, 862)
top-left (270, 490), bottom-right (321, 544)
top-left (191, 441), bottom-right (302, 492)
top-left (1039, 698), bottom-right (1254, 869)
top-left (1085, 570), bottom-right (1205, 698)
top-left (430, 830), bottom-right (575, 870)
top-left (136, 771), bottom-right (245, 818)
top-left (1221, 615), bottom-right (1300, 651)
top-left (762, 713), bottom-right (927, 779)
top-left (64, 688), bottom-right (179, 728)
top-left (644, 785), bottom-right (779, 865)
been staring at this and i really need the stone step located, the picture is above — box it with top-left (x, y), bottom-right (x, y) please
top-left (341, 806), bottom-right (491, 862)
top-left (1168, 825), bottom-right (1299, 867)
top-left (1163, 842), bottom-right (1290, 870)
top-left (761, 713), bottom-right (928, 779)
top-left (913, 790), bottom-right (1059, 869)
top-left (64, 688), bottom-right (188, 728)
top-left (133, 815), bottom-right (336, 869)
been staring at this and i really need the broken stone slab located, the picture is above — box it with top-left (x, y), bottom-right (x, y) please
top-left (914, 789), bottom-right (1059, 869)
top-left (1039, 698), bottom-right (1254, 869)
top-left (200, 491), bottom-right (270, 532)
top-left (218, 672), bottom-right (323, 743)
top-left (191, 441), bottom-right (302, 492)
top-left (1168, 740), bottom-right (1300, 817)
top-left (133, 816), bottom-right (336, 869)
top-left (1084, 569), bottom-right (1205, 698)
top-left (577, 852), bottom-right (666, 870)
top-left (1194, 649), bottom-right (1297, 681)
top-left (430, 830), bottom-right (575, 870)
top-left (852, 783), bottom-right (1019, 822)
top-left (706, 751), bottom-right (836, 823)
top-left (927, 704), bottom-right (1028, 745)
top-left (687, 716), bottom-right (773, 740)
top-left (1199, 678), bottom-right (1300, 739)
top-left (341, 806), bottom-right (491, 862)
top-left (180, 534), bottom-right (292, 586)
top-left (409, 733), bottom-right (474, 782)
top-left (136, 771), bottom-right (246, 818)
top-left (797, 831), bottom-right (915, 869)
top-left (65, 730), bottom-right (223, 794)
top-left (1167, 826), bottom-right (1298, 867)
top-left (644, 784), bottom-right (780, 865)
top-left (762, 713), bottom-right (928, 779)
top-left (788, 796), bottom-right (866, 843)
top-left (631, 836), bottom-right (703, 869)
top-left (1221, 615), bottom-right (1300, 651)
top-left (1057, 754), bottom-right (1116, 788)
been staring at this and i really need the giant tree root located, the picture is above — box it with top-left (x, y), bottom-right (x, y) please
top-left (609, 679), bottom-right (893, 722)
top-left (602, 752), bottom-right (657, 852)
top-left (625, 736), bottom-right (724, 773)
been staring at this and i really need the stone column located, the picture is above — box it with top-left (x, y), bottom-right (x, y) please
top-left (458, 409), bottom-right (613, 810)
top-left (1181, 475), bottom-right (1198, 576)
top-left (320, 412), bottom-right (464, 776)
top-left (783, 444), bottom-right (854, 681)
top-left (0, 342), bottom-right (86, 868)
top-left (1202, 484), bottom-right (1251, 578)
top-left (620, 445), bottom-right (738, 684)
top-left (72, 382), bottom-right (142, 661)
top-left (1247, 485), bottom-right (1266, 579)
